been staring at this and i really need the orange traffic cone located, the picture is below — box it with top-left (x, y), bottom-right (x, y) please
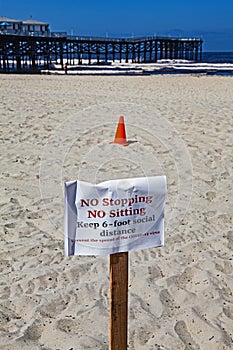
top-left (110, 116), bottom-right (129, 146)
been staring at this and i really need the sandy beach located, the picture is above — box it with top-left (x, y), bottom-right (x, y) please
top-left (0, 73), bottom-right (233, 349)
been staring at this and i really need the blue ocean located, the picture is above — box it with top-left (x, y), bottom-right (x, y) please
top-left (153, 52), bottom-right (233, 76)
top-left (202, 52), bottom-right (233, 63)
top-left (199, 52), bottom-right (233, 76)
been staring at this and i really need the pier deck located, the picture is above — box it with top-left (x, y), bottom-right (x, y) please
top-left (0, 34), bottom-right (203, 72)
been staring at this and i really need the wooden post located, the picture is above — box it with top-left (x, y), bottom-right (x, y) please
top-left (154, 40), bottom-right (158, 62)
top-left (199, 41), bottom-right (202, 62)
top-left (149, 40), bottom-right (152, 62)
top-left (15, 41), bottom-right (21, 71)
top-left (144, 41), bottom-right (147, 62)
top-left (78, 43), bottom-right (82, 65)
top-left (160, 41), bottom-right (163, 60)
top-left (88, 42), bottom-right (91, 64)
top-left (31, 40), bottom-right (36, 70)
top-left (165, 41), bottom-right (168, 59)
top-left (125, 43), bottom-right (129, 63)
top-left (96, 43), bottom-right (100, 64)
top-left (112, 43), bottom-right (115, 62)
top-left (59, 40), bottom-right (63, 68)
top-left (105, 43), bottom-right (108, 63)
top-left (137, 42), bottom-right (141, 63)
top-left (132, 43), bottom-right (135, 63)
top-left (119, 43), bottom-right (122, 63)
top-left (110, 252), bottom-right (128, 350)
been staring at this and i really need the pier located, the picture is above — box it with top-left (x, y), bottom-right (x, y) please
top-left (0, 34), bottom-right (203, 72)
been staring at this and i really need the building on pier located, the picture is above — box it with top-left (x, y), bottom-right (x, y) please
top-left (0, 16), bottom-right (49, 36)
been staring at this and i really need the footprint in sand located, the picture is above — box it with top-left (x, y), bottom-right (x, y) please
top-left (226, 231), bottom-right (233, 250)
top-left (175, 320), bottom-right (200, 350)
top-left (205, 191), bottom-right (216, 201)
top-left (159, 288), bottom-right (176, 317)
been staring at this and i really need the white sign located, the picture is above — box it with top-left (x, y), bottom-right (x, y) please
top-left (64, 176), bottom-right (166, 256)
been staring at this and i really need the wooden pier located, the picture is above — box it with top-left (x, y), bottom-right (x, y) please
top-left (0, 34), bottom-right (203, 72)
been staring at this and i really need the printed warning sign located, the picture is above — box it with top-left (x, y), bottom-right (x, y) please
top-left (64, 176), bottom-right (166, 256)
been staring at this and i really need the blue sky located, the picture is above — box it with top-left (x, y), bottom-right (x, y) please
top-left (1, 0), bottom-right (233, 51)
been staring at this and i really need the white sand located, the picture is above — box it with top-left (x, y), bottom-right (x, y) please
top-left (0, 74), bottom-right (233, 349)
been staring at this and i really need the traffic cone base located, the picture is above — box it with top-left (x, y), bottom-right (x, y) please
top-left (109, 140), bottom-right (129, 146)
top-left (110, 116), bottom-right (129, 146)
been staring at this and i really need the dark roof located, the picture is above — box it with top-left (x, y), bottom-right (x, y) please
top-left (0, 16), bottom-right (49, 26)
top-left (22, 18), bottom-right (49, 26)
top-left (0, 16), bottom-right (22, 23)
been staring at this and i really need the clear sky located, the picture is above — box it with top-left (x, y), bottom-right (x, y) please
top-left (1, 0), bottom-right (233, 51)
